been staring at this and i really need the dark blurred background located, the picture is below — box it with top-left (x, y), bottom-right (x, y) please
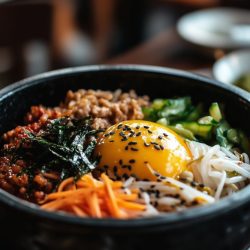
top-left (0, 0), bottom-right (249, 88)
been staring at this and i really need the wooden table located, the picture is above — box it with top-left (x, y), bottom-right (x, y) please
top-left (107, 27), bottom-right (216, 78)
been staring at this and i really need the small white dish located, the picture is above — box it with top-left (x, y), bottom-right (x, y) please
top-left (213, 49), bottom-right (250, 85)
top-left (177, 8), bottom-right (250, 49)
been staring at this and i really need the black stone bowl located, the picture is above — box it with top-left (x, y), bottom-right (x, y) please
top-left (0, 65), bottom-right (250, 250)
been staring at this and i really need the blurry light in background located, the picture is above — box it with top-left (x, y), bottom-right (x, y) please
top-left (23, 40), bottom-right (49, 76)
top-left (0, 48), bottom-right (12, 74)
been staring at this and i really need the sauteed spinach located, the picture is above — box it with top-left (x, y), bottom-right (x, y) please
top-left (143, 97), bottom-right (250, 152)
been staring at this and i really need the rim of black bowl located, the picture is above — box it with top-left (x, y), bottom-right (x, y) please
top-left (1, 64), bottom-right (250, 229)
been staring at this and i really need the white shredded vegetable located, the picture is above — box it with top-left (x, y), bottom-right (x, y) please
top-left (187, 141), bottom-right (250, 199)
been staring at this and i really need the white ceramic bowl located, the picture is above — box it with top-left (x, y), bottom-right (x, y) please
top-left (213, 49), bottom-right (250, 85)
top-left (177, 8), bottom-right (250, 49)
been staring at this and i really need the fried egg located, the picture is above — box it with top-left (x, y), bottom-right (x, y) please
top-left (95, 120), bottom-right (192, 181)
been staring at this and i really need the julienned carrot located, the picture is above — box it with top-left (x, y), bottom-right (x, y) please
top-left (58, 177), bottom-right (74, 192)
top-left (71, 205), bottom-right (87, 217)
top-left (116, 199), bottom-right (146, 210)
top-left (101, 173), bottom-right (124, 218)
top-left (40, 173), bottom-right (146, 218)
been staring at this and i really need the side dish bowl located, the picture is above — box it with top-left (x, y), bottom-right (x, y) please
top-left (213, 49), bottom-right (250, 86)
top-left (177, 8), bottom-right (250, 49)
top-left (1, 65), bottom-right (250, 250)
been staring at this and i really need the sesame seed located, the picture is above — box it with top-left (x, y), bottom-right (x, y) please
top-left (148, 130), bottom-right (152, 134)
top-left (118, 124), bottom-right (123, 129)
top-left (109, 131), bottom-right (115, 135)
top-left (154, 144), bottom-right (161, 150)
top-left (151, 142), bottom-right (159, 145)
top-left (128, 141), bottom-right (137, 145)
top-left (150, 185), bottom-right (155, 188)
top-left (180, 200), bottom-right (186, 205)
top-left (199, 183), bottom-right (205, 188)
top-left (121, 137), bottom-right (128, 141)
top-left (160, 145), bottom-right (164, 150)
top-left (131, 147), bottom-right (139, 151)
top-left (143, 178), bottom-right (150, 182)
top-left (125, 146), bottom-right (129, 150)
top-left (113, 166), bottom-right (118, 173)
top-left (119, 132), bottom-right (125, 137)
top-left (129, 159), bottom-right (136, 163)
top-left (127, 165), bottom-right (132, 171)
top-left (109, 140), bottom-right (114, 142)
top-left (124, 125), bottom-right (131, 131)
top-left (163, 133), bottom-right (168, 137)
top-left (158, 135), bottom-right (163, 140)
top-left (143, 125), bottom-right (150, 129)
top-left (122, 165), bottom-right (128, 169)
top-left (104, 134), bottom-right (109, 137)
top-left (144, 142), bottom-right (150, 147)
top-left (122, 173), bottom-right (129, 179)
top-left (136, 132), bottom-right (141, 137)
top-left (191, 181), bottom-right (197, 187)
top-left (155, 190), bottom-right (160, 198)
top-left (119, 160), bottom-right (123, 165)
top-left (129, 132), bottom-right (135, 137)
top-left (136, 126), bottom-right (140, 129)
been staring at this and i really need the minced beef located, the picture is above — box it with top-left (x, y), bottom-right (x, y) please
top-left (61, 89), bottom-right (149, 129)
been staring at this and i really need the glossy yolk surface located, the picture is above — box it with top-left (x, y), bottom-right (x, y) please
top-left (95, 120), bottom-right (192, 181)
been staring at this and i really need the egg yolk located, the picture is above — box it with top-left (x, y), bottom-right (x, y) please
top-left (95, 120), bottom-right (192, 181)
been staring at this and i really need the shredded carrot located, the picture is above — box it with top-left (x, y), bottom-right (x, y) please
top-left (40, 173), bottom-right (146, 219)
top-left (58, 177), bottom-right (74, 192)
top-left (101, 173), bottom-right (124, 218)
top-left (71, 205), bottom-right (87, 217)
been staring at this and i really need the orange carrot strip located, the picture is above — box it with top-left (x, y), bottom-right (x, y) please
top-left (85, 176), bottom-right (102, 218)
top-left (101, 173), bottom-right (124, 218)
top-left (87, 192), bottom-right (102, 218)
top-left (116, 199), bottom-right (146, 211)
top-left (58, 177), bottom-right (74, 192)
top-left (115, 193), bottom-right (138, 201)
top-left (44, 188), bottom-right (93, 201)
top-left (71, 205), bottom-right (87, 217)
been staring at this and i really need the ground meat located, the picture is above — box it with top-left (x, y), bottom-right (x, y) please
top-left (0, 89), bottom-right (149, 203)
top-left (62, 89), bottom-right (149, 129)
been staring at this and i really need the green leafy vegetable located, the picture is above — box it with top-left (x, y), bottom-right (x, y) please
top-left (179, 122), bottom-right (212, 140)
top-left (143, 97), bottom-right (250, 152)
top-left (209, 102), bottom-right (222, 122)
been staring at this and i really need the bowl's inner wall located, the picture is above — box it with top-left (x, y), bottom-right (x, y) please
top-left (0, 69), bottom-right (249, 138)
